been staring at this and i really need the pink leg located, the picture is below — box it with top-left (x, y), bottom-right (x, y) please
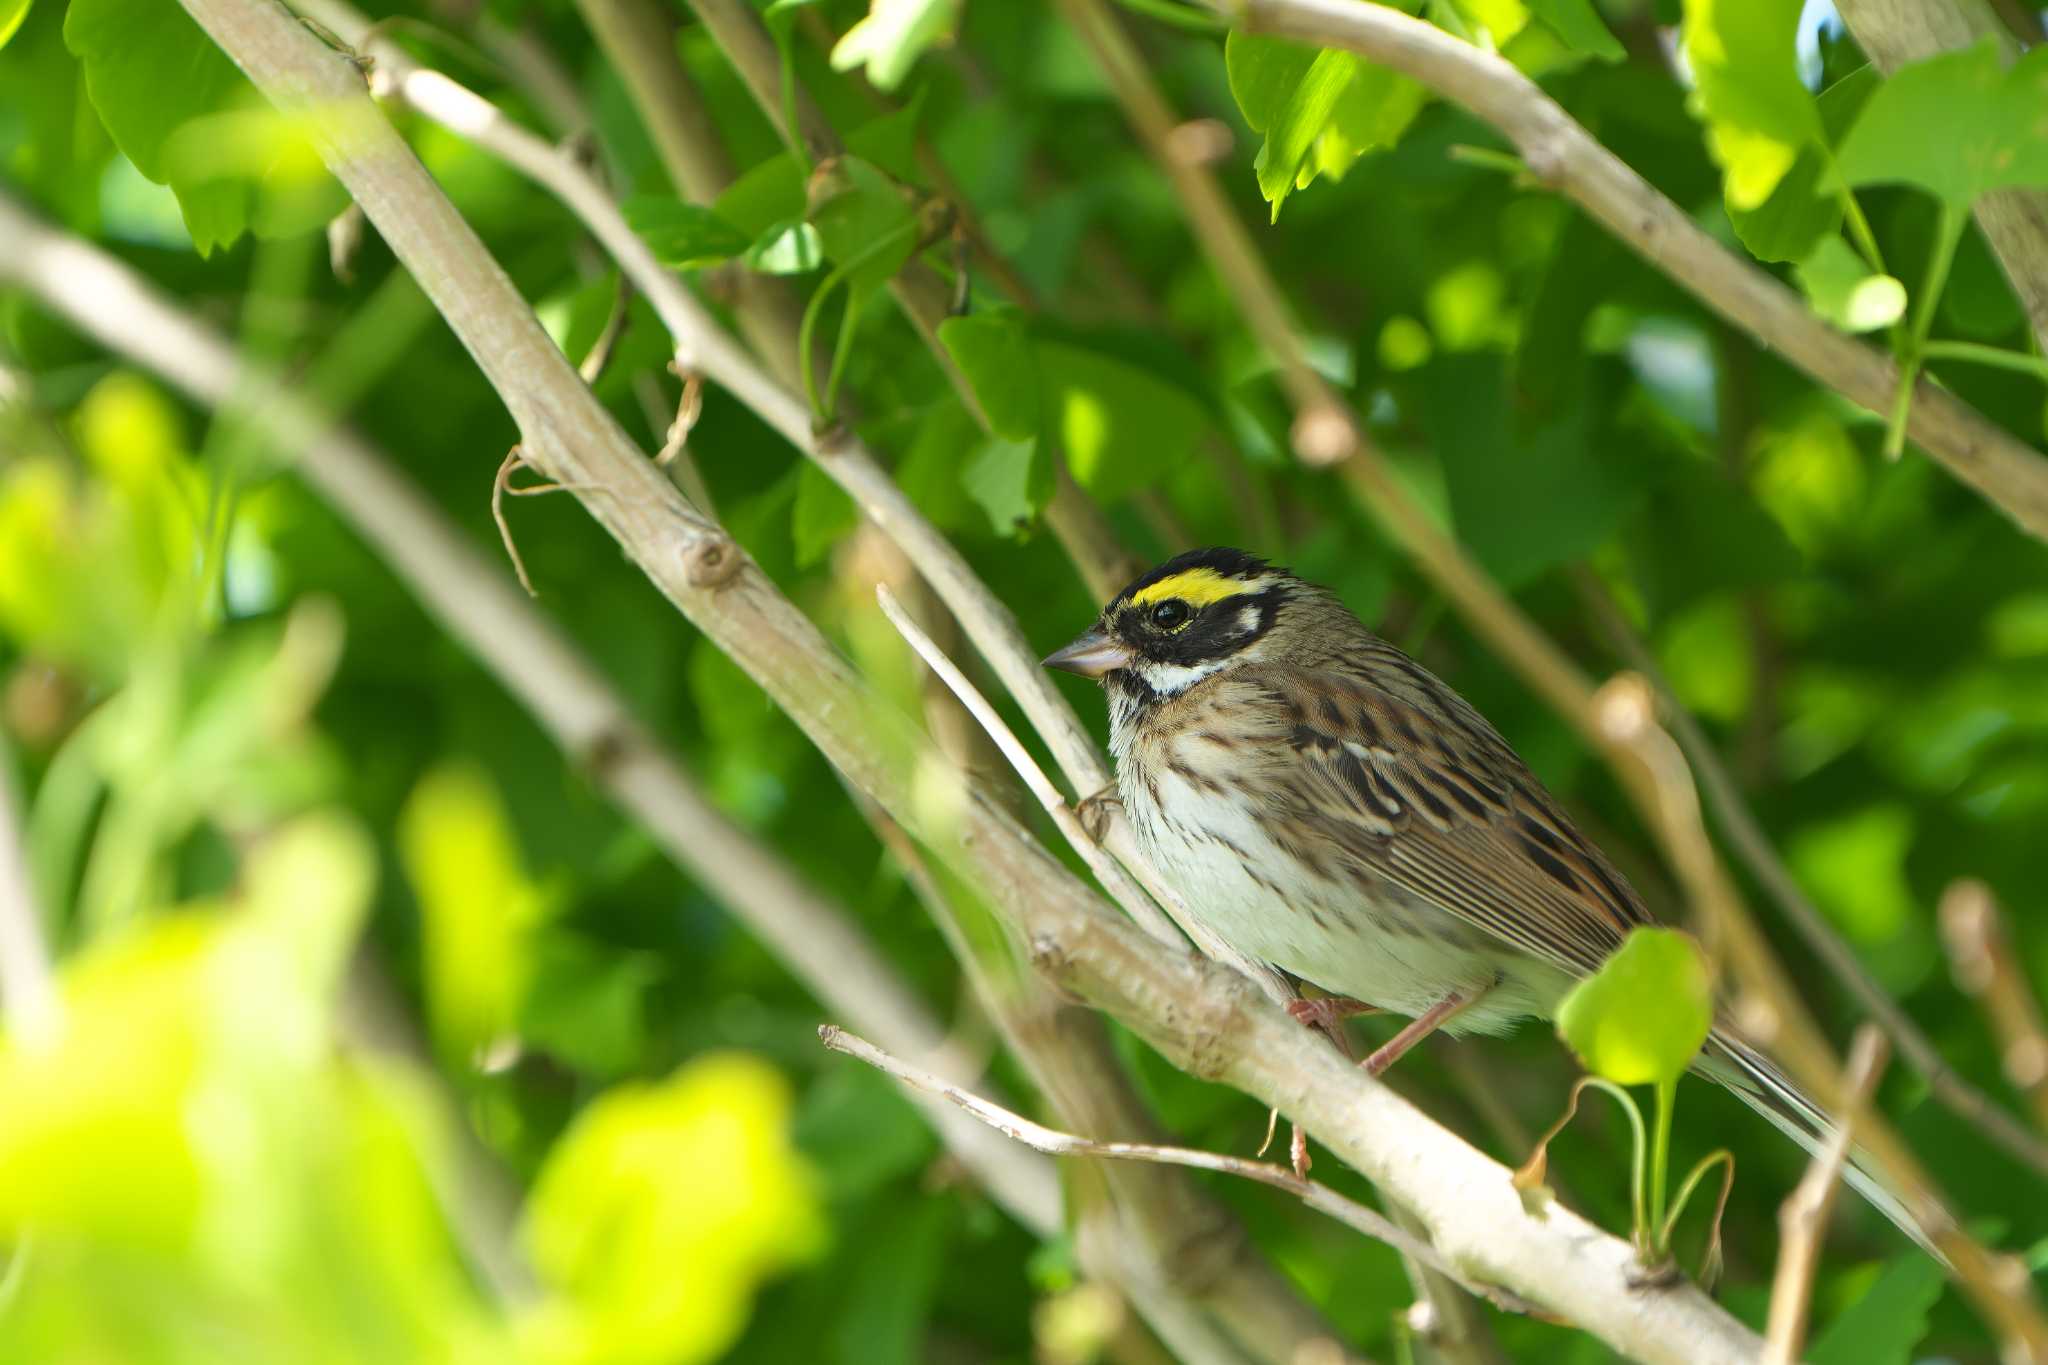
top-left (1362, 988), bottom-right (1484, 1077)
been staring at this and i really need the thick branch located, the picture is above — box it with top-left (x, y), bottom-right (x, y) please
top-left (1223, 0), bottom-right (2048, 544)
top-left (1834, 0), bottom-right (2048, 358)
top-left (135, 8), bottom-right (1766, 1353)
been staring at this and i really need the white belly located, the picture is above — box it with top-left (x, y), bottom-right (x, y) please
top-left (1122, 761), bottom-right (1571, 1034)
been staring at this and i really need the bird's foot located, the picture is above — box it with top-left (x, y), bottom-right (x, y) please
top-left (1075, 785), bottom-right (1122, 842)
top-left (1285, 995), bottom-right (1379, 1033)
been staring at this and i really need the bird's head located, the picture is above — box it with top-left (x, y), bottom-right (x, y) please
top-left (1043, 547), bottom-right (1298, 700)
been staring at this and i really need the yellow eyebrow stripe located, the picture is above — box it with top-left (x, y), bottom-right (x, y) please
top-left (1128, 568), bottom-right (1249, 609)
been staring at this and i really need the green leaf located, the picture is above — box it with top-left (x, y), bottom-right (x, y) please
top-left (1809, 1255), bottom-right (1945, 1365)
top-left (830, 0), bottom-right (959, 91)
top-left (745, 217), bottom-right (825, 274)
top-left (1555, 927), bottom-right (1713, 1087)
top-left (937, 311), bottom-right (1040, 442)
top-left (793, 460), bottom-right (858, 566)
top-left (1415, 355), bottom-right (1640, 587)
top-left (894, 400), bottom-right (980, 531)
top-left (518, 936), bottom-right (661, 1077)
top-left (1226, 34), bottom-right (1424, 218)
top-left (1728, 66), bottom-right (1877, 264)
top-left (962, 435), bottom-right (1051, 536)
top-left (1035, 339), bottom-right (1210, 501)
top-left (623, 196), bottom-right (752, 268)
top-left (64, 0), bottom-right (246, 251)
top-left (0, 0), bottom-right (31, 52)
top-left (1796, 236), bottom-right (1907, 333)
top-left (1680, 0), bottom-right (1822, 210)
top-left (806, 156), bottom-right (918, 293)
top-left (63, 0), bottom-right (339, 252)
top-left (398, 762), bottom-right (558, 1058)
top-left (1524, 0), bottom-right (1623, 60)
top-left (1836, 41), bottom-right (2048, 211)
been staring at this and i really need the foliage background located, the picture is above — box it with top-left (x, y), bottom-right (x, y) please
top-left (2, 0), bottom-right (2047, 1358)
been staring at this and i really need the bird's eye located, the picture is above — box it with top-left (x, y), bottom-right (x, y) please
top-left (1149, 599), bottom-right (1191, 630)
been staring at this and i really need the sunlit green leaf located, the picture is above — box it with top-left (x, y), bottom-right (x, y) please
top-left (1226, 33), bottom-right (1424, 218)
top-left (1727, 69), bottom-right (1877, 264)
top-left (1680, 0), bottom-right (1821, 210)
top-left (522, 1053), bottom-right (825, 1365)
top-left (830, 0), bottom-right (959, 91)
top-left (1796, 236), bottom-right (1907, 333)
top-left (0, 0), bottom-right (31, 51)
top-left (1035, 339), bottom-right (1209, 501)
top-left (1556, 927), bottom-right (1713, 1087)
top-left (745, 218), bottom-right (825, 274)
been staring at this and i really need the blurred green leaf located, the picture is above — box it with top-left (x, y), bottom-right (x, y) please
top-left (398, 762), bottom-right (558, 1060)
top-left (1556, 927), bottom-right (1713, 1087)
top-left (1837, 42), bottom-right (2048, 210)
top-left (1524, 0), bottom-right (1623, 60)
top-left (0, 0), bottom-right (31, 51)
top-left (962, 435), bottom-right (1050, 536)
top-left (1809, 1254), bottom-right (1944, 1365)
top-left (937, 311), bottom-right (1040, 443)
top-left (1680, 0), bottom-right (1820, 210)
top-left (793, 461), bottom-right (858, 567)
top-left (522, 1053), bottom-right (825, 1365)
top-left (520, 937), bottom-right (661, 1078)
top-left (623, 197), bottom-right (752, 268)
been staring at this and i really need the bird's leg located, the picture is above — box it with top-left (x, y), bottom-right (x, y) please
top-left (1285, 995), bottom-right (1381, 1034)
top-left (1362, 987), bottom-right (1486, 1077)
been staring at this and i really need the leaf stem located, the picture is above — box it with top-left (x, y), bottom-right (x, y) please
top-left (797, 219), bottom-right (921, 421)
top-left (1884, 202), bottom-right (1964, 461)
top-left (1921, 339), bottom-right (2048, 383)
top-left (1649, 1077), bottom-right (1675, 1253)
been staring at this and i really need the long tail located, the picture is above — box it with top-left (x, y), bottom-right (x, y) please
top-left (1694, 1029), bottom-right (1941, 1259)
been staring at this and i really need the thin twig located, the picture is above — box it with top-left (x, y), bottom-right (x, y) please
top-left (821, 1025), bottom-right (1540, 1318)
top-left (1576, 570), bottom-right (2048, 1177)
top-left (1940, 881), bottom-right (2048, 1136)
top-left (1763, 1025), bottom-right (1890, 1365)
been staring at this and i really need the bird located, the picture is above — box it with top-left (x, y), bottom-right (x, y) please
top-left (1043, 545), bottom-right (1926, 1247)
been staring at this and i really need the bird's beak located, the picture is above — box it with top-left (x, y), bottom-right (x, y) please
top-left (1043, 627), bottom-right (1135, 679)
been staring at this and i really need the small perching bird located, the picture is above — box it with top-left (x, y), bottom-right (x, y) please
top-left (1045, 547), bottom-right (1926, 1248)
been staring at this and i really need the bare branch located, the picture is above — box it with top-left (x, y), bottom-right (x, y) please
top-left (1219, 0), bottom-right (2048, 543)
top-left (1763, 1026), bottom-right (1890, 1365)
top-left (820, 1025), bottom-right (1541, 1318)
top-left (1941, 881), bottom-right (2048, 1136)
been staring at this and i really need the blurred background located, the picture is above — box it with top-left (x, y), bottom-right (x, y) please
top-left (1, 0), bottom-right (2046, 1358)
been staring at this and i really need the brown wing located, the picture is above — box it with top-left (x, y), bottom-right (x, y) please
top-left (1233, 652), bottom-right (1655, 978)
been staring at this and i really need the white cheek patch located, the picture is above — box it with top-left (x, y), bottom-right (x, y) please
top-left (1136, 657), bottom-right (1230, 697)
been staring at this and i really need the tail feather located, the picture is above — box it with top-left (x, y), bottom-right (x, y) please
top-left (1696, 1029), bottom-right (1941, 1260)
